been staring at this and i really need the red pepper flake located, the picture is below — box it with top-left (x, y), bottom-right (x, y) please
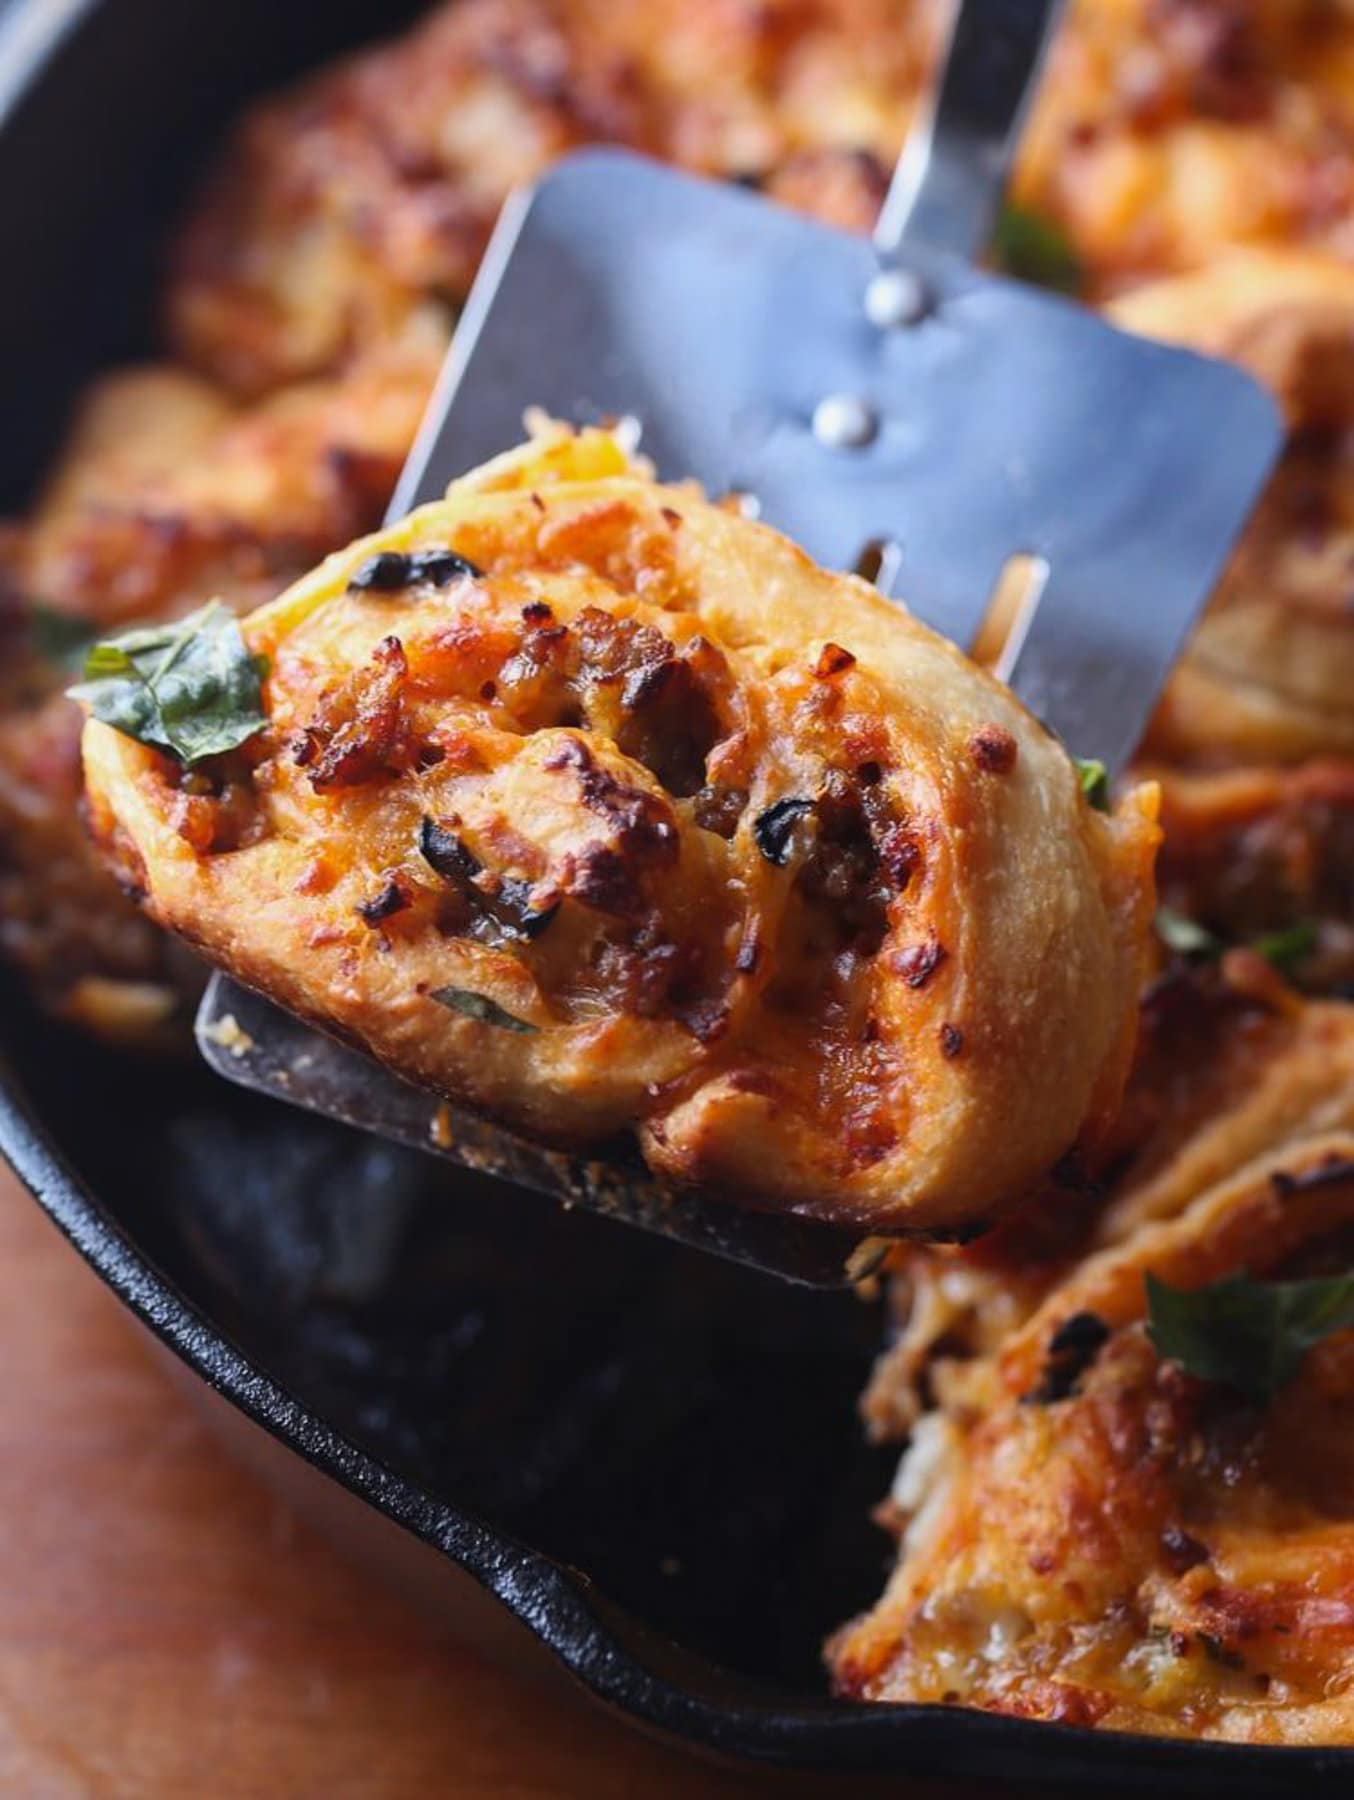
top-left (939, 1022), bottom-right (964, 1058)
top-left (660, 506), bottom-right (683, 529)
top-left (529, 491), bottom-right (546, 513)
top-left (521, 600), bottom-right (554, 625)
top-left (970, 723), bottom-right (1018, 774)
top-left (814, 642), bottom-right (856, 680)
top-left (892, 936), bottom-right (948, 989)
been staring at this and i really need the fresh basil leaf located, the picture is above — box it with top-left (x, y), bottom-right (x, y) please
top-left (1155, 908), bottom-right (1319, 972)
top-left (1073, 757), bottom-right (1110, 812)
top-left (993, 205), bottom-right (1083, 295)
top-left (1250, 919), bottom-right (1318, 973)
top-left (430, 985), bottom-right (538, 1033)
top-left (29, 605), bottom-right (97, 669)
top-left (69, 602), bottom-right (266, 764)
top-left (1156, 908), bottom-right (1221, 958)
top-left (1145, 1269), bottom-right (1354, 1404)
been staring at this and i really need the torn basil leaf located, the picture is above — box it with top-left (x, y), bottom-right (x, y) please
top-left (1073, 757), bottom-right (1110, 812)
top-left (1155, 908), bottom-right (1319, 973)
top-left (993, 205), bottom-right (1083, 295)
top-left (30, 605), bottom-right (97, 669)
top-left (1145, 1269), bottom-right (1354, 1405)
top-left (1156, 908), bottom-right (1221, 958)
top-left (1250, 919), bottom-right (1318, 973)
top-left (69, 602), bottom-right (266, 764)
top-left (430, 986), bottom-right (538, 1033)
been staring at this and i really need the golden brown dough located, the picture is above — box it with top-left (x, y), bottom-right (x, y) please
top-left (165, 0), bottom-right (946, 395)
top-left (832, 1000), bottom-right (1354, 1740)
top-left (1153, 759), bottom-right (1354, 992)
top-left (1113, 251), bottom-right (1354, 765)
top-left (166, 0), bottom-right (1354, 398)
top-left (0, 338), bottom-right (441, 1034)
top-left (844, 944), bottom-right (1354, 1738)
top-left (24, 340), bottom-right (443, 634)
top-left (862, 974), bottom-right (1354, 1437)
top-left (78, 428), bottom-right (1158, 1230)
top-left (1015, 0), bottom-right (1354, 296)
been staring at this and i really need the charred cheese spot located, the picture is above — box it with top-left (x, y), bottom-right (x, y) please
top-left (970, 724), bottom-right (1018, 775)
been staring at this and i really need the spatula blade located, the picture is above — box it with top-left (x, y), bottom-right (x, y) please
top-left (196, 976), bottom-right (875, 1289)
top-left (394, 148), bottom-right (1281, 773)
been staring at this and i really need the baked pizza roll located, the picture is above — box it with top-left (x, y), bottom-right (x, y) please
top-left (78, 427), bottom-right (1158, 1231)
top-left (0, 337), bottom-right (442, 1039)
top-left (1153, 760), bottom-right (1354, 995)
top-left (1015, 0), bottom-right (1354, 297)
top-left (1112, 252), bottom-right (1354, 766)
top-left (863, 974), bottom-right (1354, 1437)
top-left (831, 1095), bottom-right (1354, 1740)
top-left (165, 0), bottom-right (940, 396)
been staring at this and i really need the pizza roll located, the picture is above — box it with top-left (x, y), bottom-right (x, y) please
top-left (79, 427), bottom-right (1158, 1231)
top-left (831, 1106), bottom-right (1354, 1741)
top-left (1113, 251), bottom-right (1354, 766)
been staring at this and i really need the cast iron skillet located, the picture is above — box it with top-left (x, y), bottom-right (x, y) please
top-left (1, 2), bottom-right (1351, 1786)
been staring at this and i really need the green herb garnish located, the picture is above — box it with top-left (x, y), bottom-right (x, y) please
top-left (992, 205), bottom-right (1083, 295)
top-left (69, 602), bottom-right (266, 765)
top-left (1154, 909), bottom-right (1318, 973)
top-left (430, 986), bottom-right (538, 1033)
top-left (30, 605), bottom-right (97, 669)
top-left (1249, 919), bottom-right (1319, 974)
top-left (1073, 757), bottom-right (1110, 812)
top-left (1145, 1269), bottom-right (1354, 1405)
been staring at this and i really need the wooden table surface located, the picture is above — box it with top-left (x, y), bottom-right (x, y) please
top-left (0, 1162), bottom-right (977, 1797)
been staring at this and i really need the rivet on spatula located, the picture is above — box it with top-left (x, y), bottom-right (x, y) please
top-left (864, 268), bottom-right (928, 329)
top-left (812, 393), bottom-right (879, 451)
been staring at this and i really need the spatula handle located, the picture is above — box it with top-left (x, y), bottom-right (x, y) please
top-left (874, 0), bottom-right (1064, 264)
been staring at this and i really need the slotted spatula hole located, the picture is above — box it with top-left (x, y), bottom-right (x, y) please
top-left (853, 537), bottom-right (905, 595)
top-left (970, 552), bottom-right (1048, 677)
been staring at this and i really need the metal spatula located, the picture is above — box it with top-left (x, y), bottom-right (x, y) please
top-left (196, 0), bottom-right (1281, 1287)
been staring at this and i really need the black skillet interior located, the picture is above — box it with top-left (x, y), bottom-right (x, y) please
top-left (1, 3), bottom-right (1351, 1788)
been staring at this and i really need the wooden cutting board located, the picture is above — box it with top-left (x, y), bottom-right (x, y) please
top-left (0, 1163), bottom-right (971, 1797)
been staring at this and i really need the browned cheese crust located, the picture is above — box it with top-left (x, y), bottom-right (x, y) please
top-left (831, 1041), bottom-right (1354, 1741)
top-left (862, 969), bottom-right (1354, 1436)
top-left (1114, 251), bottom-right (1354, 766)
top-left (1153, 759), bottom-right (1354, 990)
top-left (10, 0), bottom-right (1354, 1029)
top-left (0, 340), bottom-right (443, 1035)
top-left (167, 0), bottom-right (1354, 396)
top-left (79, 429), bottom-right (1157, 1230)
